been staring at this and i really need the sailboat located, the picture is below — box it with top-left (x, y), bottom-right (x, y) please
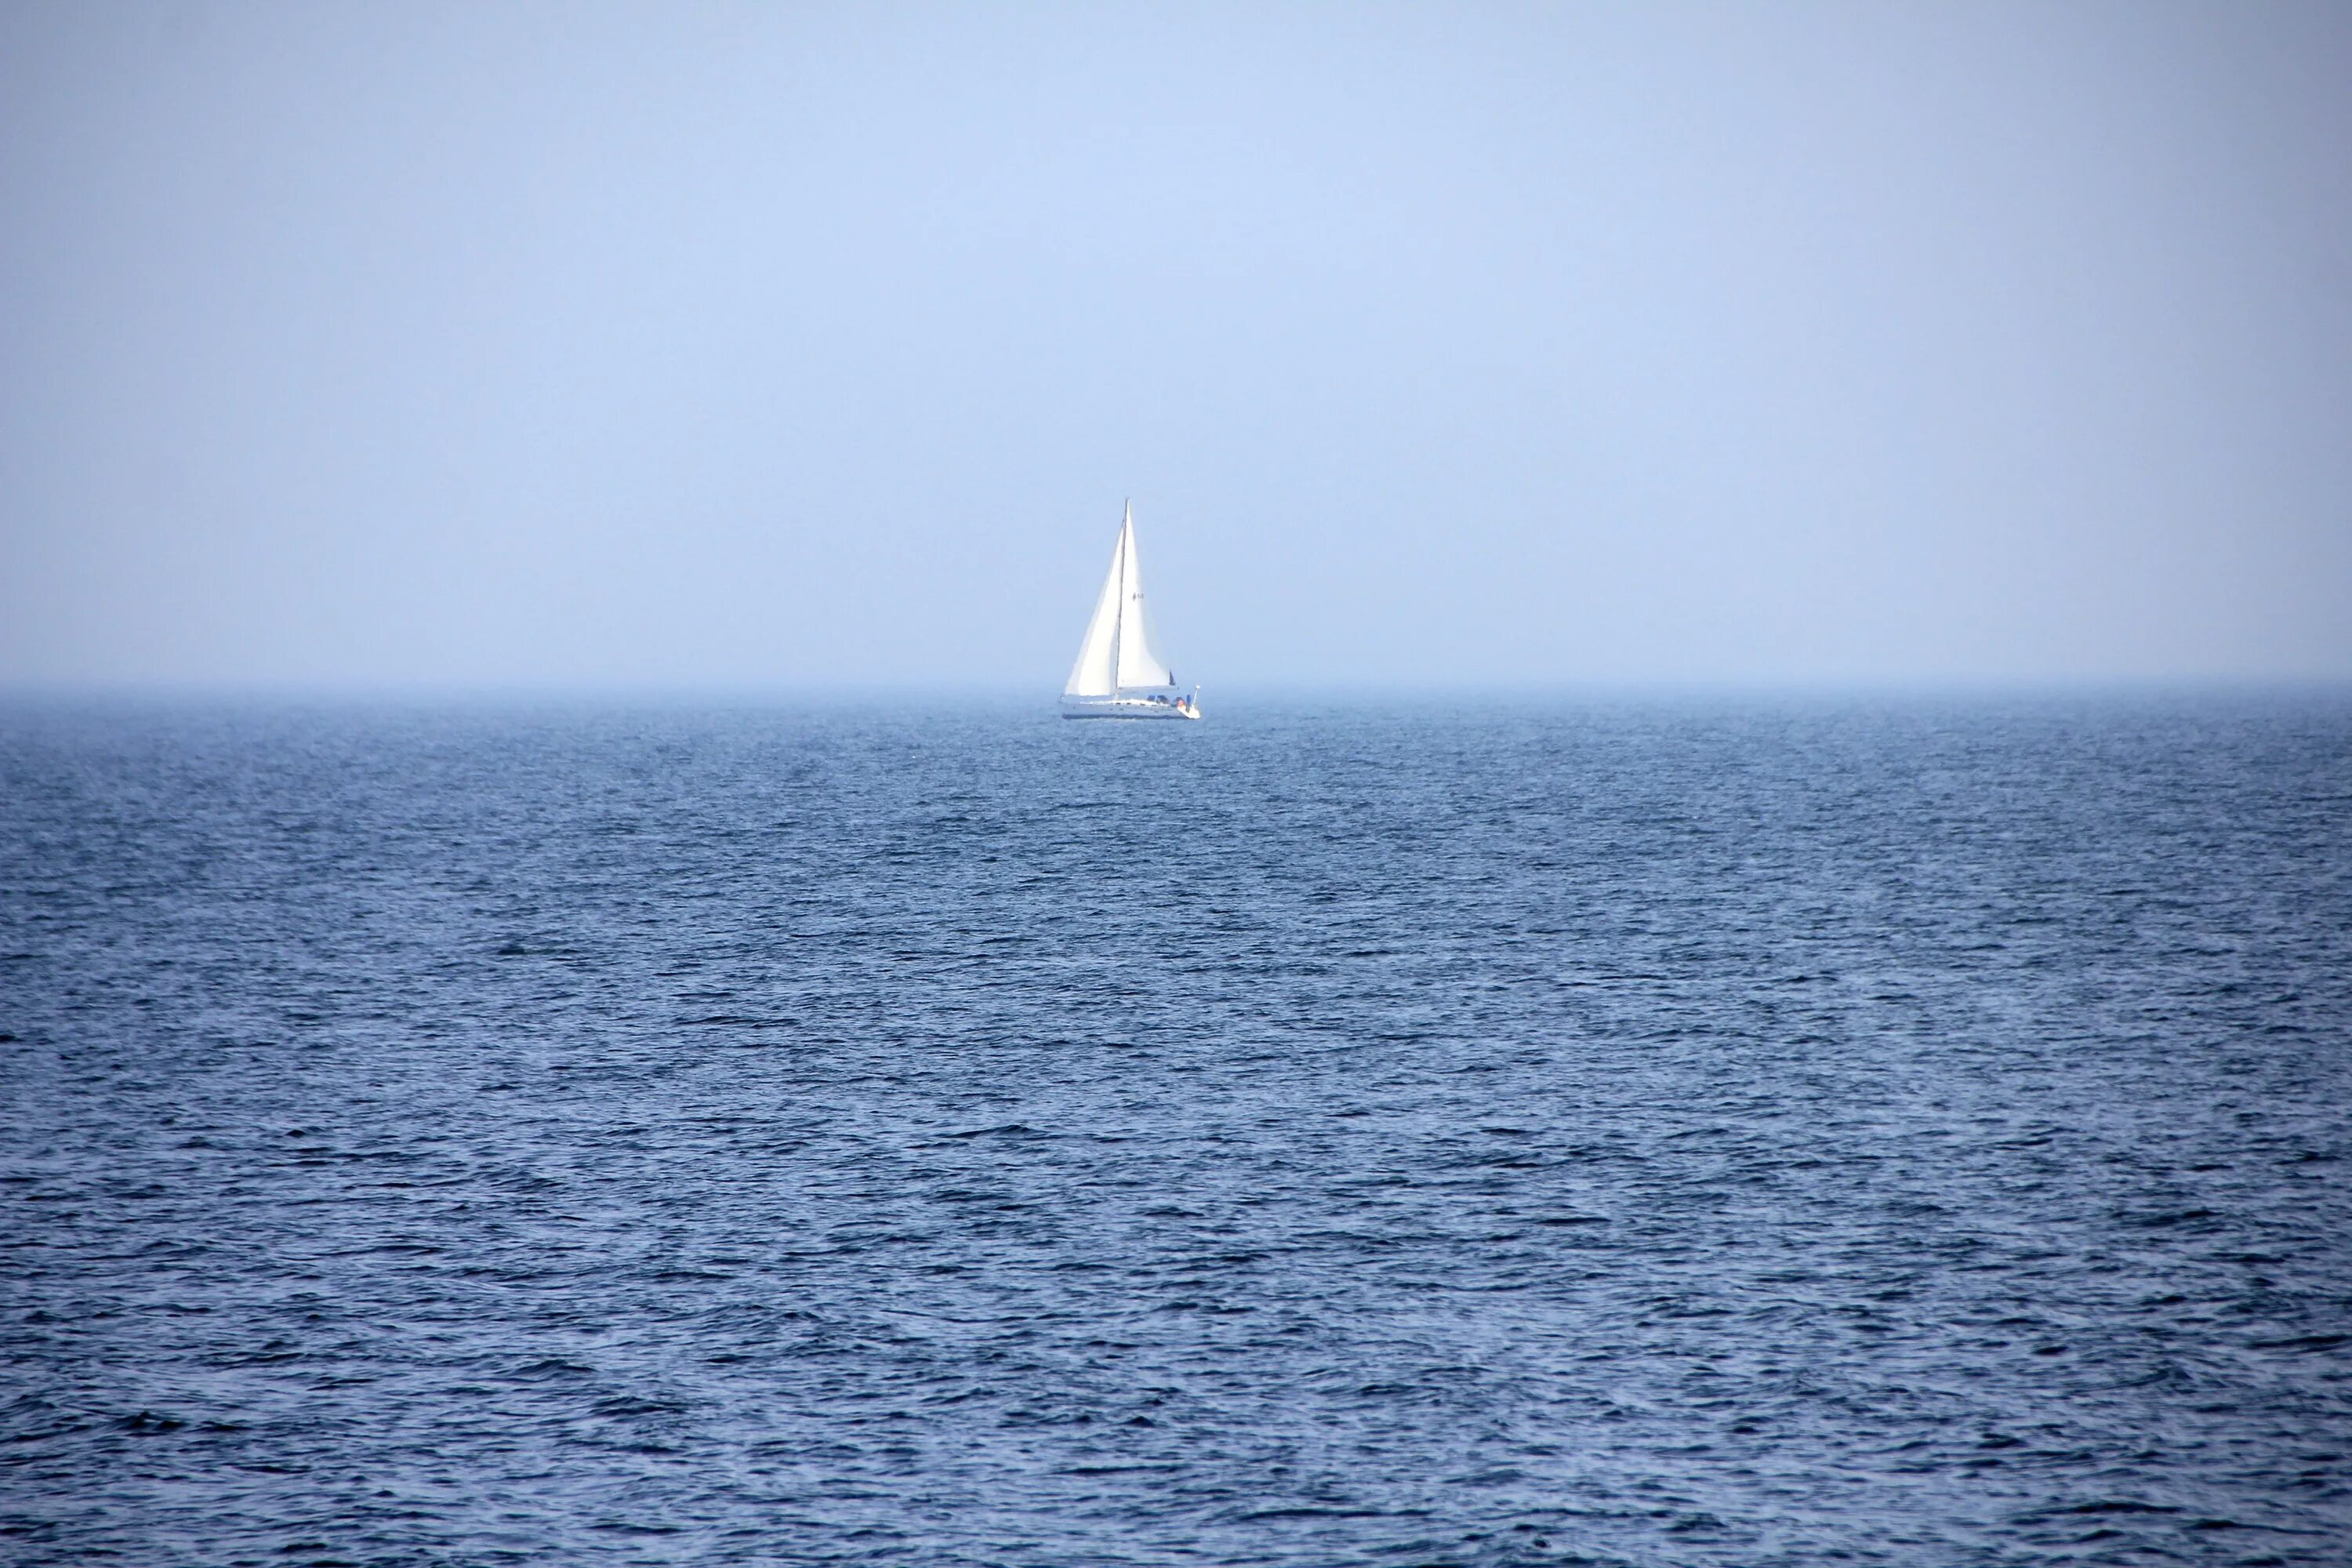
top-left (1062, 502), bottom-right (1201, 720)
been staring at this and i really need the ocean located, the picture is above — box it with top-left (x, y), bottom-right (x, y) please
top-left (3, 694), bottom-right (2348, 1566)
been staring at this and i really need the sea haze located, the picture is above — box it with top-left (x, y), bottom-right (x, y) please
top-left (2, 695), bottom-right (2348, 1566)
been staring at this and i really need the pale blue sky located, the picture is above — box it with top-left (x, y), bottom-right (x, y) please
top-left (3, 2), bottom-right (2347, 690)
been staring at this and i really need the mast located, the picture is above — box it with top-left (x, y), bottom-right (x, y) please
top-left (1107, 502), bottom-right (1128, 696)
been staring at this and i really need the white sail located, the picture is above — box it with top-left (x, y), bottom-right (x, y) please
top-left (1064, 524), bottom-right (1125, 697)
top-left (1065, 503), bottom-right (1177, 697)
top-left (1112, 510), bottom-right (1174, 691)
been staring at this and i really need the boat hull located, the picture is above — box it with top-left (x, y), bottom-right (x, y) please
top-left (1060, 696), bottom-right (1201, 720)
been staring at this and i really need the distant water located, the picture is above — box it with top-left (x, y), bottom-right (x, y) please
top-left (4, 695), bottom-right (2349, 1567)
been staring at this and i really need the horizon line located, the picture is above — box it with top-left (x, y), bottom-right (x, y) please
top-left (5, 674), bottom-right (2350, 705)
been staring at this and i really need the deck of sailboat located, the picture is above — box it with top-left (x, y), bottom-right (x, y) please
top-left (1060, 695), bottom-right (1200, 720)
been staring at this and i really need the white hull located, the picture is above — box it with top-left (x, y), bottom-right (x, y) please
top-left (1061, 695), bottom-right (1201, 720)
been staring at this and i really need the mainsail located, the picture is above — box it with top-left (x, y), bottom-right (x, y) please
top-left (1065, 503), bottom-right (1174, 697)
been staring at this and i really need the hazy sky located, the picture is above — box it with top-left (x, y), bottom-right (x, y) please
top-left (3, 2), bottom-right (2347, 690)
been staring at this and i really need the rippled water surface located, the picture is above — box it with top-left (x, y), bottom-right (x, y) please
top-left (4, 695), bottom-right (2349, 1566)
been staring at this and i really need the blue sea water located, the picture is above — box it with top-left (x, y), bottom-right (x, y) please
top-left (2, 694), bottom-right (2349, 1566)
